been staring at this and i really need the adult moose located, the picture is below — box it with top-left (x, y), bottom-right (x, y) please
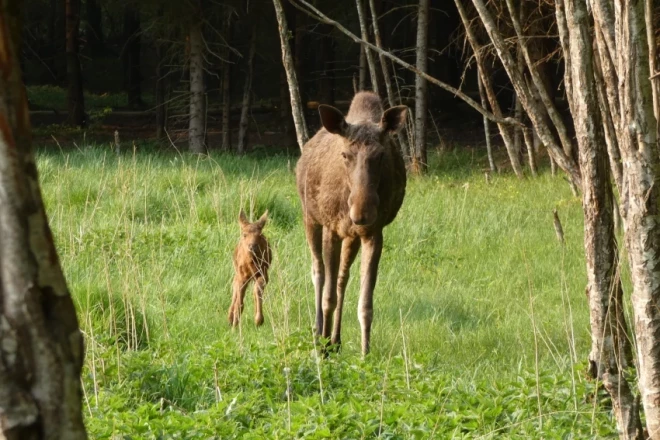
top-left (296, 91), bottom-right (408, 355)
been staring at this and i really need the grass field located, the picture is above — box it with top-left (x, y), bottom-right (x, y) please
top-left (37, 144), bottom-right (619, 438)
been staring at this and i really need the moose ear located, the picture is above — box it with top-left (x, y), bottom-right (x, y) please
top-left (380, 106), bottom-right (408, 133)
top-left (239, 209), bottom-right (249, 227)
top-left (319, 105), bottom-right (347, 136)
top-left (255, 210), bottom-right (268, 229)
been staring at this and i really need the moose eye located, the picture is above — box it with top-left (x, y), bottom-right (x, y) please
top-left (341, 152), bottom-right (353, 161)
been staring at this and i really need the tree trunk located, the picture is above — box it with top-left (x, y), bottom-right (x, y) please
top-left (237, 22), bottom-right (257, 155)
top-left (0, 3), bottom-right (87, 437)
top-left (477, 74), bottom-right (495, 173)
top-left (359, 46), bottom-right (367, 91)
top-left (66, 0), bottom-right (85, 127)
top-left (454, 0), bottom-right (524, 178)
top-left (356, 0), bottom-right (379, 96)
top-left (188, 7), bottom-right (206, 154)
top-left (85, 0), bottom-right (104, 56)
top-left (221, 10), bottom-right (233, 151)
top-left (123, 6), bottom-right (142, 109)
top-left (155, 41), bottom-right (167, 140)
top-left (522, 127), bottom-right (538, 177)
top-left (505, 0), bottom-right (575, 160)
top-left (49, 0), bottom-right (66, 84)
top-left (469, 0), bottom-right (581, 187)
top-left (318, 24), bottom-right (335, 106)
top-left (293, 6), bottom-right (307, 105)
top-left (369, 0), bottom-right (409, 158)
top-left (411, 0), bottom-right (429, 174)
top-left (273, 0), bottom-right (309, 151)
top-left (611, 1), bottom-right (660, 434)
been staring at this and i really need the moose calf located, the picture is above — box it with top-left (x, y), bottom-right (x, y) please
top-left (228, 209), bottom-right (271, 327)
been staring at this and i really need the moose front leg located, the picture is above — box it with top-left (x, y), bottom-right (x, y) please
top-left (228, 274), bottom-right (249, 327)
top-left (358, 232), bottom-right (383, 356)
top-left (332, 237), bottom-right (360, 348)
top-left (253, 275), bottom-right (266, 326)
top-left (321, 227), bottom-right (341, 342)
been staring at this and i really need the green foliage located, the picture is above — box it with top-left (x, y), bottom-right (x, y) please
top-left (37, 145), bottom-right (619, 437)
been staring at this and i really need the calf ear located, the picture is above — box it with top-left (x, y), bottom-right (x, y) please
top-left (319, 105), bottom-right (347, 136)
top-left (239, 209), bottom-right (249, 227)
top-left (380, 106), bottom-right (408, 133)
top-left (255, 210), bottom-right (268, 230)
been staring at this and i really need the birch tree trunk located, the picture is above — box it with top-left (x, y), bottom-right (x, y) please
top-left (356, 0), bottom-right (379, 96)
top-left (411, 0), bottom-right (429, 174)
top-left (188, 8), bottom-right (206, 154)
top-left (237, 22), bottom-right (257, 155)
top-left (66, 0), bottom-right (85, 127)
top-left (221, 10), bottom-right (233, 151)
top-left (611, 1), bottom-right (660, 435)
top-left (0, 3), bottom-right (87, 437)
top-left (563, 0), bottom-right (635, 397)
top-left (273, 0), bottom-right (309, 151)
top-left (477, 74), bottom-right (495, 173)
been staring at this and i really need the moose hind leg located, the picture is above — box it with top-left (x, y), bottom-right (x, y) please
top-left (332, 237), bottom-right (360, 348)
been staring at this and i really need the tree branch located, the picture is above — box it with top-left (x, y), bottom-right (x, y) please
top-left (288, 0), bottom-right (524, 127)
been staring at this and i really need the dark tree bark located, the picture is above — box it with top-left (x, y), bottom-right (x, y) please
top-left (85, 0), bottom-right (104, 56)
top-left (221, 10), bottom-right (233, 151)
top-left (155, 41), bottom-right (167, 140)
top-left (122, 6), bottom-right (142, 109)
top-left (48, 0), bottom-right (66, 84)
top-left (293, 6), bottom-right (308, 105)
top-left (66, 0), bottom-right (85, 127)
top-left (237, 21), bottom-right (257, 154)
top-left (411, 0), bottom-right (429, 174)
top-left (318, 24), bottom-right (335, 106)
top-left (0, 2), bottom-right (87, 437)
top-left (188, 2), bottom-right (206, 154)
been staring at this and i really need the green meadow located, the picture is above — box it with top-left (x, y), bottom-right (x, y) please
top-left (37, 144), bottom-right (619, 438)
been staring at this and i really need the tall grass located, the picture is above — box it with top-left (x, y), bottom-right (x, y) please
top-left (38, 144), bottom-right (617, 438)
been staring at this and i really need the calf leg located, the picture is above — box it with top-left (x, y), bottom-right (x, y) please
top-left (228, 274), bottom-right (249, 327)
top-left (331, 237), bottom-right (360, 348)
top-left (358, 232), bottom-right (383, 355)
top-left (305, 222), bottom-right (324, 336)
top-left (253, 275), bottom-right (266, 326)
top-left (321, 227), bottom-right (341, 342)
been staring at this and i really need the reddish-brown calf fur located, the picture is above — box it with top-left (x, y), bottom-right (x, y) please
top-left (228, 209), bottom-right (271, 327)
top-left (296, 91), bottom-right (408, 355)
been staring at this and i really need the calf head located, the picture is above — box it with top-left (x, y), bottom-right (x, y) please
top-left (318, 104), bottom-right (408, 226)
top-left (238, 209), bottom-right (268, 256)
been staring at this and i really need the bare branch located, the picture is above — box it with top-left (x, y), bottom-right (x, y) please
top-left (289, 0), bottom-right (524, 127)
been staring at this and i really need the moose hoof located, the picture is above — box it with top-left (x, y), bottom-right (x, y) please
top-left (255, 315), bottom-right (264, 326)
